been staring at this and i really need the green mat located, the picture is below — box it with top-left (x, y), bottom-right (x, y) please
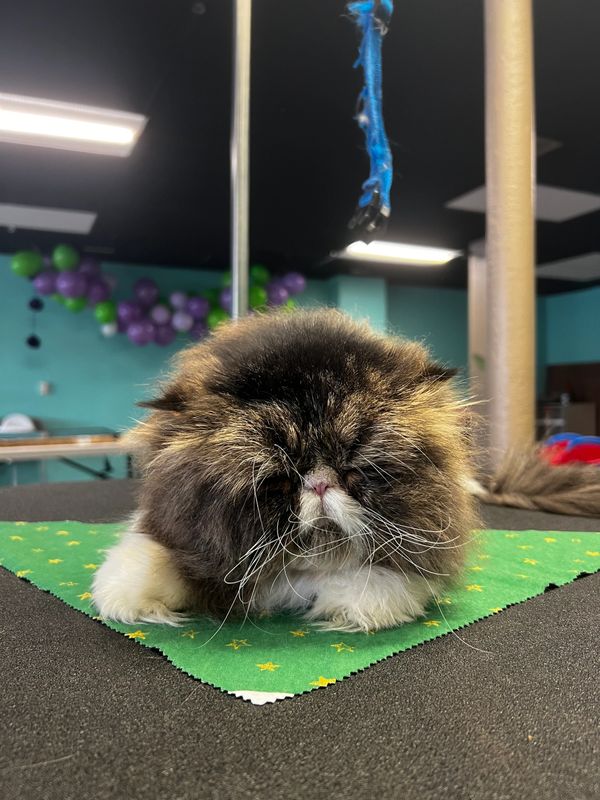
top-left (1, 521), bottom-right (598, 704)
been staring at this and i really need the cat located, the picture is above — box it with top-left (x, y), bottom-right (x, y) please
top-left (92, 309), bottom-right (477, 632)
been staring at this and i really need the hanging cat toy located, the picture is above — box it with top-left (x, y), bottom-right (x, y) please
top-left (347, 0), bottom-right (394, 238)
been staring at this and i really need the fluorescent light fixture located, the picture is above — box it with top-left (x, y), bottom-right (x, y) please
top-left (339, 240), bottom-right (461, 266)
top-left (0, 203), bottom-right (96, 234)
top-left (0, 93), bottom-right (147, 156)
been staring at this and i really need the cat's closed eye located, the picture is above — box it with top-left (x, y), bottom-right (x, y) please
top-left (264, 474), bottom-right (295, 495)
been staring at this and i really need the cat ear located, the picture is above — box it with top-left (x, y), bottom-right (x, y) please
top-left (138, 388), bottom-right (186, 412)
top-left (420, 362), bottom-right (459, 382)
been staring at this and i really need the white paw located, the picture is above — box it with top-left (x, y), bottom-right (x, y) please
top-left (92, 527), bottom-right (193, 626)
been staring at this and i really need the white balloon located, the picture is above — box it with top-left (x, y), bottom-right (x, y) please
top-left (101, 322), bottom-right (118, 337)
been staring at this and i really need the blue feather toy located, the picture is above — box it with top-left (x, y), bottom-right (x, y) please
top-left (347, 0), bottom-right (394, 238)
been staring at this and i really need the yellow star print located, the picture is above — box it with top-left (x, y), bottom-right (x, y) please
top-left (9, 535), bottom-right (24, 542)
top-left (31, 548), bottom-right (44, 553)
top-left (88, 530), bottom-right (98, 535)
top-left (516, 574), bottom-right (530, 579)
top-left (423, 620), bottom-right (441, 627)
top-left (517, 545), bottom-right (533, 550)
top-left (522, 558), bottom-right (538, 565)
top-left (83, 563), bottom-right (98, 570)
top-left (469, 566), bottom-right (484, 572)
top-left (65, 541), bottom-right (81, 547)
top-left (35, 526), bottom-right (49, 532)
top-left (126, 630), bottom-right (147, 640)
top-left (78, 591), bottom-right (93, 600)
top-left (55, 531), bottom-right (70, 536)
top-left (586, 551), bottom-right (599, 557)
top-left (59, 581), bottom-right (78, 587)
top-left (181, 630), bottom-right (197, 639)
top-left (226, 639), bottom-right (251, 650)
top-left (48, 558), bottom-right (63, 564)
top-left (435, 596), bottom-right (453, 605)
top-left (290, 630), bottom-right (308, 637)
top-left (489, 607), bottom-right (503, 613)
top-left (544, 537), bottom-right (557, 543)
top-left (331, 642), bottom-right (355, 653)
top-left (478, 555), bottom-right (491, 560)
top-left (256, 662), bottom-right (279, 672)
top-left (504, 533), bottom-right (519, 539)
top-left (16, 569), bottom-right (32, 578)
top-left (310, 676), bottom-right (337, 687)
top-left (571, 538), bottom-right (581, 544)
top-left (14, 521), bottom-right (26, 526)
top-left (466, 584), bottom-right (483, 592)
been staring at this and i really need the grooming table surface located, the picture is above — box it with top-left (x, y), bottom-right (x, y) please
top-left (1, 480), bottom-right (599, 800)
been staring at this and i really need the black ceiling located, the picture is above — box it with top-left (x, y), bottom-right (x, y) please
top-left (0, 0), bottom-right (598, 293)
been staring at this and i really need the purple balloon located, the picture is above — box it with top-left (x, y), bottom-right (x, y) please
top-left (282, 272), bottom-right (306, 295)
top-left (78, 257), bottom-right (101, 277)
top-left (56, 271), bottom-right (88, 298)
top-left (267, 282), bottom-right (290, 306)
top-left (187, 296), bottom-right (210, 320)
top-left (154, 324), bottom-right (177, 346)
top-left (189, 321), bottom-right (208, 341)
top-left (150, 303), bottom-right (171, 325)
top-left (87, 278), bottom-right (111, 304)
top-left (127, 319), bottom-right (155, 346)
top-left (172, 310), bottom-right (194, 332)
top-left (134, 278), bottom-right (159, 307)
top-left (117, 299), bottom-right (144, 325)
top-left (33, 270), bottom-right (57, 296)
top-left (219, 287), bottom-right (232, 312)
top-left (170, 291), bottom-right (188, 310)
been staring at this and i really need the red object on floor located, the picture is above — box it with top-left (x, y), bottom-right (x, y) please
top-left (541, 434), bottom-right (600, 466)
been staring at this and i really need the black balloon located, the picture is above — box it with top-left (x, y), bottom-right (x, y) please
top-left (26, 335), bottom-right (41, 349)
top-left (29, 297), bottom-right (44, 311)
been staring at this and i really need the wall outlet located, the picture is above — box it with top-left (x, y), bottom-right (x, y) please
top-left (39, 381), bottom-right (52, 396)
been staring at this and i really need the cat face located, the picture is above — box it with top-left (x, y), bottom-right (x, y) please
top-left (134, 310), bottom-right (475, 615)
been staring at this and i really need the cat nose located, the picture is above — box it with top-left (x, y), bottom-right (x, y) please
top-left (311, 480), bottom-right (330, 498)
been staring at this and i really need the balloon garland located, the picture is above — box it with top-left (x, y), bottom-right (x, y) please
top-left (10, 246), bottom-right (307, 348)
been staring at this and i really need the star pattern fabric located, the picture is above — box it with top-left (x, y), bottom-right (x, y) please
top-left (0, 522), bottom-right (598, 704)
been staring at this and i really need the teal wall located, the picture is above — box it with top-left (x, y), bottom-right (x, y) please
top-left (542, 286), bottom-right (600, 366)
top-left (387, 286), bottom-right (468, 372)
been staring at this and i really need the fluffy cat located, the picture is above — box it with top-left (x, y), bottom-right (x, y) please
top-left (93, 309), bottom-right (477, 632)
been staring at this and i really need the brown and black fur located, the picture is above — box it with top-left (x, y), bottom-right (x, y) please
top-left (130, 309), bottom-right (477, 617)
top-left (477, 448), bottom-right (600, 517)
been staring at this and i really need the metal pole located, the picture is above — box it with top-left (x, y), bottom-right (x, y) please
top-left (230, 0), bottom-right (252, 320)
top-left (484, 0), bottom-right (536, 466)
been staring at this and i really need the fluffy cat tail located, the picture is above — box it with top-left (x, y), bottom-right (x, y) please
top-left (468, 448), bottom-right (600, 517)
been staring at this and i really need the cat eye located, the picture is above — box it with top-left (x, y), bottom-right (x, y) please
top-left (342, 469), bottom-right (363, 491)
top-left (265, 474), bottom-right (294, 495)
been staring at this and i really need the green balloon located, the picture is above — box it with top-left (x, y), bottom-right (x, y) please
top-left (284, 298), bottom-right (297, 311)
top-left (250, 264), bottom-right (271, 285)
top-left (249, 285), bottom-right (268, 309)
top-left (52, 244), bottom-right (79, 271)
top-left (207, 308), bottom-right (230, 330)
top-left (201, 288), bottom-right (220, 307)
top-left (94, 300), bottom-right (117, 324)
top-left (11, 250), bottom-right (43, 278)
top-left (221, 272), bottom-right (232, 287)
top-left (65, 297), bottom-right (87, 313)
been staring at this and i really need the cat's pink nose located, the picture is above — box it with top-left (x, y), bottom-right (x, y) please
top-left (312, 480), bottom-right (330, 498)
